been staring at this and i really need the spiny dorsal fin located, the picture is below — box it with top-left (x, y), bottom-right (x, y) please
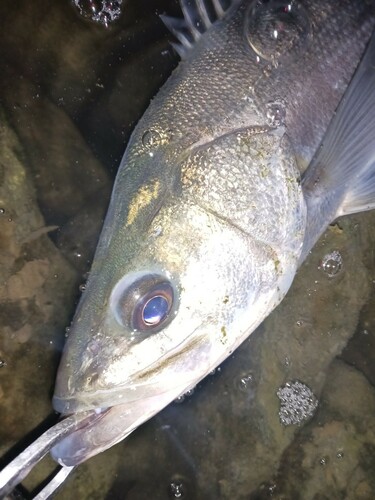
top-left (161, 0), bottom-right (237, 58)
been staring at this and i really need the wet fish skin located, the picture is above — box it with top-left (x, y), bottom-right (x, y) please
top-left (51, 0), bottom-right (375, 465)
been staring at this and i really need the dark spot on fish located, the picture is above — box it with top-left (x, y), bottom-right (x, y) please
top-left (274, 259), bottom-right (281, 273)
top-left (220, 326), bottom-right (227, 344)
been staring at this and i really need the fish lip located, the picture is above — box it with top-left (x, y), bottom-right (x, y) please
top-left (51, 384), bottom-right (192, 466)
top-left (53, 394), bottom-right (100, 415)
top-left (53, 391), bottom-right (124, 415)
top-left (57, 406), bottom-right (110, 427)
top-left (53, 381), bottom-right (150, 414)
top-left (53, 331), bottom-right (209, 415)
top-left (52, 379), bottom-right (185, 415)
top-left (52, 382), bottom-right (175, 415)
top-left (50, 406), bottom-right (115, 467)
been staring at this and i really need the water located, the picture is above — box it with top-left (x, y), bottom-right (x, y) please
top-left (0, 0), bottom-right (375, 498)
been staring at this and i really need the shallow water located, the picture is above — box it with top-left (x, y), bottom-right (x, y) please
top-left (0, 1), bottom-right (374, 498)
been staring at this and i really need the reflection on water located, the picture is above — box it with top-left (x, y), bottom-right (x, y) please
top-left (0, 1), bottom-right (374, 498)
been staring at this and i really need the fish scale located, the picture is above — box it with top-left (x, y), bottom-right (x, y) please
top-left (53, 0), bottom-right (374, 465)
top-left (249, 0), bottom-right (375, 166)
top-left (50, 0), bottom-right (375, 454)
top-left (1, 0), bottom-right (375, 496)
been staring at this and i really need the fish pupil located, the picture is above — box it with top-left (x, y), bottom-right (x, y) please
top-left (142, 295), bottom-right (170, 326)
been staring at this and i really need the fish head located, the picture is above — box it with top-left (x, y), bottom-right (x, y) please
top-left (51, 0), bottom-right (309, 467)
top-left (51, 116), bottom-right (303, 466)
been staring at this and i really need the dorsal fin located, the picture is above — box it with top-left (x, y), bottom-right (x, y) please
top-left (161, 0), bottom-right (237, 58)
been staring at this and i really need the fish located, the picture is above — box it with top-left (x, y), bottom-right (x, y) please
top-left (1, 0), bottom-right (375, 494)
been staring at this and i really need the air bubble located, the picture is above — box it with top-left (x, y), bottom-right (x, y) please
top-left (79, 283), bottom-right (86, 292)
top-left (174, 388), bottom-right (195, 404)
top-left (72, 0), bottom-right (123, 27)
top-left (0, 359), bottom-right (6, 368)
top-left (277, 380), bottom-right (318, 425)
top-left (245, 0), bottom-right (311, 67)
top-left (142, 129), bottom-right (163, 149)
top-left (168, 479), bottom-right (186, 498)
top-left (320, 250), bottom-right (343, 277)
top-left (236, 372), bottom-right (254, 392)
top-left (268, 483), bottom-right (277, 494)
top-left (0, 208), bottom-right (5, 214)
top-left (266, 99), bottom-right (286, 127)
top-left (209, 366), bottom-right (222, 376)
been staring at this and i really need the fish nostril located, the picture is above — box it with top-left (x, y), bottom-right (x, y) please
top-left (142, 129), bottom-right (163, 148)
top-left (85, 373), bottom-right (99, 387)
top-left (87, 339), bottom-right (100, 355)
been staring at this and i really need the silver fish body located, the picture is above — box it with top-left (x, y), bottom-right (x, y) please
top-left (51, 0), bottom-right (375, 466)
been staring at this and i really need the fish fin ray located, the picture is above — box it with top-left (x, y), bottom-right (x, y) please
top-left (339, 161), bottom-right (375, 215)
top-left (161, 0), bottom-right (239, 58)
top-left (160, 15), bottom-right (194, 51)
top-left (212, 0), bottom-right (226, 18)
top-left (171, 41), bottom-right (189, 59)
top-left (300, 30), bottom-right (375, 261)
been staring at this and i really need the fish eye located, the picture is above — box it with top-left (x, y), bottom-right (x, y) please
top-left (133, 280), bottom-right (174, 331)
top-left (111, 273), bottom-right (176, 333)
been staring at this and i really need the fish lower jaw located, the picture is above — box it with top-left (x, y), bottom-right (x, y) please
top-left (51, 384), bottom-right (195, 466)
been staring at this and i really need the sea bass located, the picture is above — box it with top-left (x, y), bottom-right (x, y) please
top-left (51, 0), bottom-right (375, 465)
top-left (2, 0), bottom-right (375, 490)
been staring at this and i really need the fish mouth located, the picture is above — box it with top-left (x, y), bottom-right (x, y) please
top-left (53, 327), bottom-right (210, 416)
top-left (50, 404), bottom-right (134, 467)
top-left (53, 391), bottom-right (123, 415)
top-left (52, 374), bottom-right (197, 415)
top-left (51, 383), bottom-right (194, 466)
